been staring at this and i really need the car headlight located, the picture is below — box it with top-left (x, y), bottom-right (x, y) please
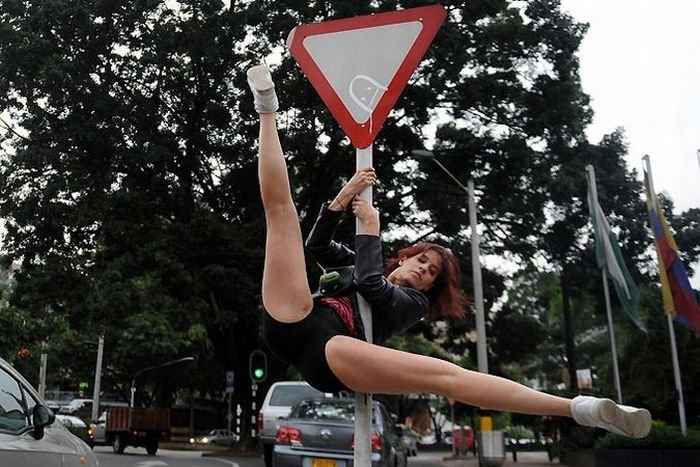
top-left (201, 437), bottom-right (210, 444)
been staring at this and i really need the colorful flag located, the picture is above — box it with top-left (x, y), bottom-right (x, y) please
top-left (586, 176), bottom-right (646, 331)
top-left (644, 171), bottom-right (700, 334)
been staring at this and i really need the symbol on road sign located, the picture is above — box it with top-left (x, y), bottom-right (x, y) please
top-left (288, 4), bottom-right (446, 149)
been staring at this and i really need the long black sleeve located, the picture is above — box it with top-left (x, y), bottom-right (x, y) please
top-left (354, 235), bottom-right (428, 344)
top-left (305, 203), bottom-right (355, 268)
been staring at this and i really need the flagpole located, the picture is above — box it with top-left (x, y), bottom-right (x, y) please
top-left (643, 154), bottom-right (687, 436)
top-left (586, 165), bottom-right (623, 403)
top-left (601, 270), bottom-right (623, 403)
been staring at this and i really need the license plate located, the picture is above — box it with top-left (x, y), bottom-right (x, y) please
top-left (312, 458), bottom-right (337, 467)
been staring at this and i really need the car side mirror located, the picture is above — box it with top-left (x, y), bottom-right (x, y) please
top-left (32, 405), bottom-right (55, 440)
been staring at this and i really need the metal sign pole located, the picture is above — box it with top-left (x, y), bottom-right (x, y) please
top-left (91, 335), bottom-right (105, 421)
top-left (354, 145), bottom-right (373, 466)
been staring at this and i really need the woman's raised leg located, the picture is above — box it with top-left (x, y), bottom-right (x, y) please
top-left (325, 336), bottom-right (651, 438)
top-left (248, 64), bottom-right (313, 322)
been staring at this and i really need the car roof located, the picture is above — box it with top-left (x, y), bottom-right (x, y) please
top-left (56, 414), bottom-right (87, 426)
top-left (294, 397), bottom-right (378, 405)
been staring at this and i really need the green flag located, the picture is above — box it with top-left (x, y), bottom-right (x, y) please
top-left (587, 177), bottom-right (646, 332)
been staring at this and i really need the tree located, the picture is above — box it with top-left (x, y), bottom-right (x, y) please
top-left (0, 0), bottom-right (264, 429)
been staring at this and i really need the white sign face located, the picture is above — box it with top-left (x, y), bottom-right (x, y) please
top-left (303, 22), bottom-right (422, 125)
top-left (288, 4), bottom-right (447, 148)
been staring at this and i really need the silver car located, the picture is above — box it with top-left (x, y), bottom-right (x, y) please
top-left (190, 428), bottom-right (239, 446)
top-left (0, 357), bottom-right (98, 466)
top-left (272, 398), bottom-right (407, 467)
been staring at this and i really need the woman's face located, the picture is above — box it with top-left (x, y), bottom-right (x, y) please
top-left (388, 249), bottom-right (443, 291)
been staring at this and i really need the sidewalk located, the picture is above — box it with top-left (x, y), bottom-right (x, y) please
top-left (439, 451), bottom-right (568, 466)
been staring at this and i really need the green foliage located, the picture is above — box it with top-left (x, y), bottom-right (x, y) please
top-left (597, 421), bottom-right (700, 449)
top-left (504, 424), bottom-right (535, 441)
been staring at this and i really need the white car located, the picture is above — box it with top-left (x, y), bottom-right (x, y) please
top-left (258, 381), bottom-right (331, 467)
top-left (0, 357), bottom-right (98, 466)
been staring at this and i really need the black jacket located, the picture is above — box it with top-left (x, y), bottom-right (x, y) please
top-left (305, 203), bottom-right (428, 344)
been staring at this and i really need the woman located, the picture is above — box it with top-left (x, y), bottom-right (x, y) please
top-left (247, 64), bottom-right (651, 438)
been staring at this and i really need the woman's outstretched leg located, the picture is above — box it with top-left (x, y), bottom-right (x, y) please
top-left (248, 64), bottom-right (313, 322)
top-left (325, 336), bottom-right (651, 438)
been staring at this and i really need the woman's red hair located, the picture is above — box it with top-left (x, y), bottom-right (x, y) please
top-left (385, 243), bottom-right (468, 321)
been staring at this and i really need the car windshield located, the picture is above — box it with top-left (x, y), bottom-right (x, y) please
top-left (290, 401), bottom-right (356, 422)
top-left (269, 385), bottom-right (324, 406)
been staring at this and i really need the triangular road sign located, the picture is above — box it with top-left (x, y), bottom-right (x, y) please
top-left (287, 4), bottom-right (446, 149)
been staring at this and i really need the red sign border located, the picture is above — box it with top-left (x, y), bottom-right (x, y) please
top-left (287, 4), bottom-right (447, 148)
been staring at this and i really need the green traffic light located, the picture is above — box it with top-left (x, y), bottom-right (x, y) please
top-left (254, 368), bottom-right (264, 379)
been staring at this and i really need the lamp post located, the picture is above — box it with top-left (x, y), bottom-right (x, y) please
top-left (411, 149), bottom-right (488, 374)
top-left (130, 356), bottom-right (195, 408)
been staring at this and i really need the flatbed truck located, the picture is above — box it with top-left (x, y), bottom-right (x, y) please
top-left (92, 407), bottom-right (170, 455)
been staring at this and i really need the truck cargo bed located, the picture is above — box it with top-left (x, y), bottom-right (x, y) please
top-left (106, 407), bottom-right (170, 432)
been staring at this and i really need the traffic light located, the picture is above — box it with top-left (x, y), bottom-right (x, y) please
top-left (249, 350), bottom-right (267, 383)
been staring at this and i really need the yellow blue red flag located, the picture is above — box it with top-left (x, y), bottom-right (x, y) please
top-left (644, 171), bottom-right (700, 334)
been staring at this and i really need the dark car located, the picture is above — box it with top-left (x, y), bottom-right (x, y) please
top-left (55, 414), bottom-right (94, 447)
top-left (272, 398), bottom-right (407, 467)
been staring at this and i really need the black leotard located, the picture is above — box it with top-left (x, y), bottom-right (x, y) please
top-left (263, 204), bottom-right (428, 392)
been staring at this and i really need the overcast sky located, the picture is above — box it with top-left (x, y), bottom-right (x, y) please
top-left (560, 0), bottom-right (699, 284)
top-left (560, 0), bottom-right (699, 213)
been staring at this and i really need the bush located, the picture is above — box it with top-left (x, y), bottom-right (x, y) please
top-left (504, 425), bottom-right (534, 440)
top-left (596, 421), bottom-right (700, 449)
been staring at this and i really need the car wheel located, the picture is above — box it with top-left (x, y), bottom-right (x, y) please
top-left (146, 440), bottom-right (159, 455)
top-left (263, 444), bottom-right (273, 467)
top-left (112, 435), bottom-right (126, 454)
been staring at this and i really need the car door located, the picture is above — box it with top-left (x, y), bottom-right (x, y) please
top-left (0, 366), bottom-right (63, 466)
top-left (91, 412), bottom-right (107, 443)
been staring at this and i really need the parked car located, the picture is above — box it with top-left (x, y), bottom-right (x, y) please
top-left (258, 381), bottom-right (330, 467)
top-left (55, 414), bottom-right (94, 447)
top-left (0, 356), bottom-right (98, 466)
top-left (189, 428), bottom-right (239, 446)
top-left (398, 425), bottom-right (418, 457)
top-left (273, 398), bottom-right (408, 467)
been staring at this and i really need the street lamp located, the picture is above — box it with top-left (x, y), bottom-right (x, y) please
top-left (411, 149), bottom-right (488, 374)
top-left (130, 356), bottom-right (195, 408)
